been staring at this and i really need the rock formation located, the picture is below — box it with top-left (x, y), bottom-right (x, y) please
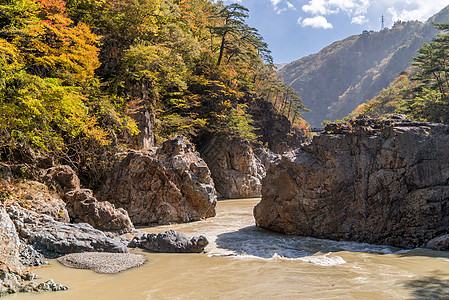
top-left (9, 206), bottom-right (128, 258)
top-left (248, 100), bottom-right (306, 153)
top-left (129, 230), bottom-right (208, 253)
top-left (254, 148), bottom-right (281, 171)
top-left (41, 165), bottom-right (135, 234)
top-left (99, 136), bottom-right (216, 225)
top-left (0, 207), bottom-right (67, 296)
top-left (254, 116), bottom-right (449, 249)
top-left (200, 135), bottom-right (265, 199)
top-left (43, 165), bottom-right (80, 193)
top-left (0, 207), bottom-right (27, 285)
top-left (64, 189), bottom-right (134, 234)
top-left (125, 98), bottom-right (155, 149)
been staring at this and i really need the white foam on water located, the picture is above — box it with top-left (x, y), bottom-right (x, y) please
top-left (144, 199), bottom-right (405, 261)
top-left (354, 277), bottom-right (369, 283)
top-left (298, 254), bottom-right (347, 266)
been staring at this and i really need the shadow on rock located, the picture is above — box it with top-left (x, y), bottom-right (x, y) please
top-left (404, 275), bottom-right (449, 299)
top-left (215, 226), bottom-right (403, 259)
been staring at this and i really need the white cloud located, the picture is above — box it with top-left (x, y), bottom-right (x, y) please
top-left (299, 0), bottom-right (370, 29)
top-left (386, 0), bottom-right (449, 22)
top-left (271, 0), bottom-right (297, 14)
top-left (302, 0), bottom-right (370, 16)
top-left (301, 16), bottom-right (334, 29)
top-left (351, 15), bottom-right (368, 24)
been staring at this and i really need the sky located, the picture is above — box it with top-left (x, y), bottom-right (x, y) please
top-left (221, 0), bottom-right (449, 63)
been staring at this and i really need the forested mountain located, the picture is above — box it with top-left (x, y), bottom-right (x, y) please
top-left (351, 21), bottom-right (449, 124)
top-left (0, 0), bottom-right (307, 179)
top-left (279, 5), bottom-right (449, 127)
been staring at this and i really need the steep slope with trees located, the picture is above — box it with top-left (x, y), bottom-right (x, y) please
top-left (352, 21), bottom-right (449, 124)
top-left (0, 0), bottom-right (308, 188)
top-left (279, 5), bottom-right (449, 126)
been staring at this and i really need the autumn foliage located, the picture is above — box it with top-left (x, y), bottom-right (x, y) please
top-left (0, 0), bottom-right (308, 167)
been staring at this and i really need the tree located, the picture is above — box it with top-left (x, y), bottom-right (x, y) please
top-left (405, 22), bottom-right (449, 123)
top-left (208, 3), bottom-right (272, 66)
top-left (0, 0), bottom-right (136, 158)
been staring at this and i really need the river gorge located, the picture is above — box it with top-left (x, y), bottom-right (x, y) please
top-left (7, 198), bottom-right (449, 300)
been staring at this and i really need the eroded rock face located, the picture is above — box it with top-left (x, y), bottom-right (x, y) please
top-left (0, 207), bottom-right (25, 276)
top-left (125, 98), bottom-right (155, 149)
top-left (40, 164), bottom-right (135, 233)
top-left (248, 99), bottom-right (306, 153)
top-left (64, 189), bottom-right (134, 234)
top-left (200, 135), bottom-right (265, 199)
top-left (129, 230), bottom-right (208, 253)
top-left (0, 207), bottom-right (68, 296)
top-left (43, 165), bottom-right (80, 193)
top-left (254, 117), bottom-right (449, 249)
top-left (99, 136), bottom-right (216, 225)
top-left (9, 206), bottom-right (128, 258)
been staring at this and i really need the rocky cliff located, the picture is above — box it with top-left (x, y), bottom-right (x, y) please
top-left (248, 99), bottom-right (306, 153)
top-left (254, 116), bottom-right (449, 249)
top-left (200, 135), bottom-right (265, 199)
top-left (99, 136), bottom-right (217, 225)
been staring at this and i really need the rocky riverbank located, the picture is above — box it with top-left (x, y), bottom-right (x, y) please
top-left (254, 116), bottom-right (449, 249)
top-left (0, 136), bottom-right (217, 297)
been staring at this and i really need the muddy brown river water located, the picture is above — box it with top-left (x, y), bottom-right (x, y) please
top-left (8, 199), bottom-right (449, 299)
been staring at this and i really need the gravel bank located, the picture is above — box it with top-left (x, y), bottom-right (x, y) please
top-left (57, 252), bottom-right (147, 274)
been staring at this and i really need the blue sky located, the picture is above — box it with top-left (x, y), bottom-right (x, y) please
top-left (221, 0), bottom-right (449, 63)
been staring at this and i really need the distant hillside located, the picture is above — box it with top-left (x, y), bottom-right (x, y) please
top-left (279, 5), bottom-right (449, 127)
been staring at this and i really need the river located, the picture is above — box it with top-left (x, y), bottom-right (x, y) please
top-left (9, 198), bottom-right (449, 299)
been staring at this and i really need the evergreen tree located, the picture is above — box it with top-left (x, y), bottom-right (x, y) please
top-left (402, 22), bottom-right (449, 123)
top-left (208, 3), bottom-right (272, 66)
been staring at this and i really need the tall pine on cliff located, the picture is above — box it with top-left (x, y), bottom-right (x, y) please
top-left (279, 5), bottom-right (449, 127)
top-left (0, 0), bottom-right (308, 169)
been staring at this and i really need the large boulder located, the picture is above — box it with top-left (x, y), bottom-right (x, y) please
top-left (9, 206), bottom-right (128, 258)
top-left (98, 136), bottom-right (216, 225)
top-left (64, 189), bottom-right (134, 234)
top-left (42, 165), bottom-right (80, 193)
top-left (254, 116), bottom-right (449, 249)
top-left (42, 164), bottom-right (134, 233)
top-left (129, 230), bottom-right (208, 253)
top-left (0, 207), bottom-right (67, 296)
top-left (200, 135), bottom-right (265, 199)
